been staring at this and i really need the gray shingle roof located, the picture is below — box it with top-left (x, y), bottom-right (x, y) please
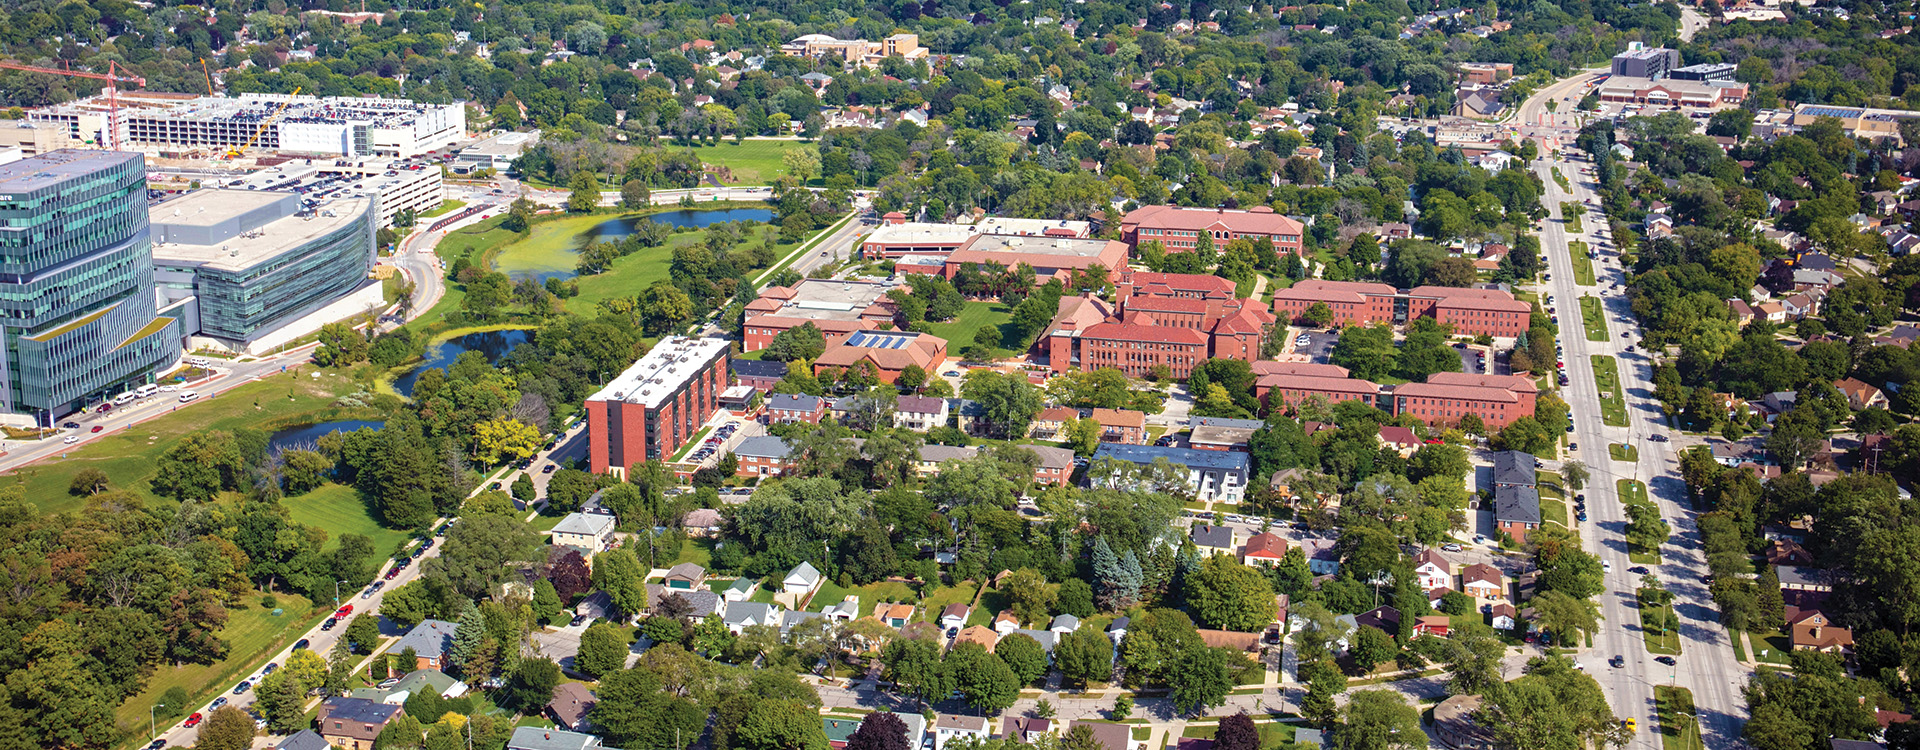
top-left (769, 393), bottom-right (823, 411)
top-left (392, 619), bottom-right (458, 659)
top-left (551, 512), bottom-right (614, 537)
top-left (1191, 523), bottom-right (1235, 548)
top-left (734, 435), bottom-right (792, 459)
top-left (1494, 484), bottom-right (1541, 525)
top-left (277, 730), bottom-right (331, 750)
top-left (1491, 451), bottom-right (1536, 487)
top-left (507, 725), bottom-right (601, 750)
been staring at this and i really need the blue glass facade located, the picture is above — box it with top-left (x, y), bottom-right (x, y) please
top-left (0, 151), bottom-right (179, 415)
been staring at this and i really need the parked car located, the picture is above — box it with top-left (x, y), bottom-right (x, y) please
top-left (209, 697), bottom-right (227, 710)
top-left (542, 464), bottom-right (556, 473)
top-left (1655, 656), bottom-right (1676, 666)
top-left (1609, 655), bottom-right (1625, 668)
top-left (184, 713), bottom-right (204, 728)
top-left (321, 618), bottom-right (338, 631)
top-left (91, 425), bottom-right (103, 433)
top-left (336, 604), bottom-right (353, 616)
top-left (293, 639), bottom-right (310, 651)
top-left (1442, 543), bottom-right (1463, 552)
top-left (233, 681), bottom-right (251, 694)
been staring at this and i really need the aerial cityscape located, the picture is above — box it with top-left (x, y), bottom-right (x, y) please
top-left (0, 1), bottom-right (1910, 749)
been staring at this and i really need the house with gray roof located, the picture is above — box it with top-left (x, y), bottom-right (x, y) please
top-left (1490, 451), bottom-right (1536, 488)
top-left (734, 435), bottom-right (795, 478)
top-left (1190, 523), bottom-right (1237, 556)
top-left (781, 609), bottom-right (827, 639)
top-left (723, 601), bottom-right (781, 634)
top-left (784, 561), bottom-right (823, 594)
top-left (1008, 628), bottom-right (1058, 654)
top-left (1050, 614), bottom-right (1081, 633)
top-left (646, 584), bottom-right (723, 619)
top-left (391, 619), bottom-right (458, 671)
top-left (1187, 416), bottom-right (1266, 452)
top-left (550, 512), bottom-right (616, 555)
top-left (276, 730), bottom-right (331, 750)
top-left (665, 562), bottom-right (707, 590)
top-left (1494, 484), bottom-right (1542, 544)
top-left (507, 726), bottom-right (602, 750)
top-left (895, 395), bottom-right (950, 431)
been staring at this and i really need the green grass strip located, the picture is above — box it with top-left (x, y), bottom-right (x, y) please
top-left (1610, 443), bottom-right (1638, 462)
top-left (1590, 355), bottom-right (1628, 426)
top-left (1579, 296), bottom-right (1607, 342)
top-left (1655, 686), bottom-right (1703, 750)
top-left (1570, 240), bottom-right (1595, 286)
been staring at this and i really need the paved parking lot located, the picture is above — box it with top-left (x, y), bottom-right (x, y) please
top-left (1291, 328), bottom-right (1339, 362)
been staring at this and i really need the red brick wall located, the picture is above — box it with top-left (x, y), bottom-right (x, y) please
top-left (1077, 338), bottom-right (1206, 378)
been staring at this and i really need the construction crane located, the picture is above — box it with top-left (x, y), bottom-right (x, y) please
top-left (0, 60), bottom-right (146, 150)
top-left (200, 58), bottom-right (217, 96)
top-left (221, 86), bottom-right (300, 161)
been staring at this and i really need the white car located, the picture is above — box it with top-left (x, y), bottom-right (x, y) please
top-left (62, 435), bottom-right (77, 444)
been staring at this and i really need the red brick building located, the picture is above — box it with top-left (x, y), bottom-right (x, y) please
top-left (812, 330), bottom-right (948, 384)
top-left (1120, 205), bottom-right (1306, 256)
top-left (741, 279), bottom-right (900, 352)
top-left (1121, 271), bottom-right (1238, 303)
top-left (1253, 361), bottom-right (1381, 410)
top-left (1045, 293), bottom-right (1276, 378)
top-left (1389, 372), bottom-right (1538, 429)
top-left (1271, 280), bottom-right (1531, 337)
top-left (586, 337), bottom-right (730, 477)
top-left (945, 234), bottom-right (1130, 286)
top-left (1071, 323), bottom-right (1210, 378)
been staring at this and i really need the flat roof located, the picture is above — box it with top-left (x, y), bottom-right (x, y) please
top-left (0, 149), bottom-right (136, 195)
top-left (962, 234), bottom-right (1116, 258)
top-left (588, 336), bottom-right (731, 409)
top-left (753, 279), bottom-right (895, 322)
top-left (865, 222), bottom-right (977, 246)
top-left (152, 193), bottom-right (372, 273)
top-left (150, 188), bottom-right (291, 227)
top-left (461, 131), bottom-right (539, 157)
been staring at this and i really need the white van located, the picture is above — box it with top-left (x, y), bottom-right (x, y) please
top-left (178, 391), bottom-right (200, 403)
top-left (112, 392), bottom-right (136, 406)
top-left (134, 384), bottom-right (158, 399)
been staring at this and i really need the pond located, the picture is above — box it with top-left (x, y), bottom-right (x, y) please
top-left (392, 328), bottom-right (533, 397)
top-left (268, 420), bottom-right (385, 453)
top-left (493, 207), bottom-right (776, 284)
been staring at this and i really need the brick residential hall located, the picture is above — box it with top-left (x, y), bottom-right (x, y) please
top-left (1254, 367), bottom-right (1538, 429)
top-left (943, 234), bottom-right (1130, 285)
top-left (1044, 272), bottom-right (1276, 378)
top-left (1270, 280), bottom-right (1532, 338)
top-left (585, 337), bottom-right (730, 476)
top-left (813, 329), bottom-right (949, 384)
top-left (742, 279), bottom-right (899, 352)
top-left (860, 214), bottom-right (1091, 258)
top-left (1119, 205), bottom-right (1306, 256)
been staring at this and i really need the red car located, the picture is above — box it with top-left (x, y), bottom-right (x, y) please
top-left (90, 425), bottom-right (103, 433)
top-left (336, 604), bottom-right (353, 616)
top-left (184, 713), bottom-right (203, 728)
top-left (384, 568), bottom-right (400, 580)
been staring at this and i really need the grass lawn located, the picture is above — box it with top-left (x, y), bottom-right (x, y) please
top-left (285, 483), bottom-right (414, 558)
top-left (916, 582), bottom-right (980, 624)
top-left (1181, 721), bottom-right (1294, 748)
top-left (1730, 628), bottom-right (1749, 662)
top-left (669, 427), bottom-right (712, 462)
top-left (808, 580), bottom-right (919, 616)
top-left (1610, 443), bottom-right (1639, 462)
top-left (574, 225), bottom-right (792, 313)
top-left (922, 301), bottom-right (1021, 358)
top-left (5, 373), bottom-right (366, 516)
top-left (665, 140), bottom-right (815, 184)
top-left (1541, 494), bottom-right (1569, 527)
top-left (115, 593), bottom-right (321, 733)
top-left (1617, 479), bottom-right (1648, 505)
top-left (1637, 592), bottom-right (1682, 655)
top-left (1538, 470), bottom-right (1571, 527)
top-left (1655, 686), bottom-right (1703, 750)
top-left (421, 199), bottom-right (467, 218)
top-left (434, 214), bottom-right (518, 263)
top-left (1750, 630), bottom-right (1792, 664)
top-left (668, 537), bottom-right (716, 569)
top-left (1570, 240), bottom-right (1595, 286)
top-left (1590, 355), bottom-right (1628, 426)
top-left (1552, 169), bottom-right (1571, 190)
top-left (1579, 296), bottom-right (1607, 342)
top-left (1561, 202), bottom-right (1585, 233)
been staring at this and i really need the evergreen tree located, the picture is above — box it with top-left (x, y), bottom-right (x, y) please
top-left (446, 602), bottom-right (486, 678)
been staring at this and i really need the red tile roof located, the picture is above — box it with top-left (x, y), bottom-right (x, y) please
top-left (1122, 205), bottom-right (1305, 236)
top-left (1253, 361), bottom-right (1351, 378)
top-left (1244, 532), bottom-right (1288, 559)
top-left (1081, 322), bottom-right (1208, 345)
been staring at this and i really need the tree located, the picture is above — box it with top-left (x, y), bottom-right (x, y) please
top-left (194, 706), bottom-right (256, 750)
top-left (314, 321), bottom-right (368, 367)
top-left (1057, 579), bottom-right (1095, 618)
top-left (1562, 460), bottom-right (1589, 492)
top-left (1530, 590), bottom-right (1599, 647)
top-left (1065, 417), bottom-right (1103, 455)
top-left (594, 548), bottom-right (652, 618)
top-left (1001, 568), bottom-right (1057, 625)
top-left (568, 171), bottom-right (600, 212)
top-left (1056, 626), bottom-right (1114, 686)
top-left (254, 671), bottom-right (306, 733)
top-left (472, 417), bottom-right (543, 465)
top-left (577, 621), bottom-right (632, 679)
top-left (1215, 713), bottom-right (1260, 750)
top-left (1348, 625), bottom-right (1397, 675)
top-left (622, 179), bottom-right (651, 209)
top-left (1301, 301), bottom-right (1334, 327)
top-left (736, 700), bottom-right (829, 750)
top-left (846, 712), bottom-right (909, 750)
top-left (344, 613), bottom-right (381, 654)
top-left (996, 633), bottom-right (1050, 685)
top-left (961, 370), bottom-right (1043, 438)
top-left (1186, 555), bottom-right (1277, 631)
top-left (503, 657), bottom-right (563, 713)
top-left (881, 637), bottom-right (950, 705)
top-left (1337, 691), bottom-right (1427, 750)
top-left (783, 149), bottom-right (821, 184)
top-left (944, 642), bottom-right (1021, 715)
top-left (1168, 644), bottom-right (1234, 715)
top-left (767, 323), bottom-right (828, 362)
top-left (68, 468), bottom-right (109, 496)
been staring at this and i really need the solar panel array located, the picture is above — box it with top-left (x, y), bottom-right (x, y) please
top-left (848, 331), bottom-right (914, 349)
top-left (1801, 105), bottom-right (1865, 119)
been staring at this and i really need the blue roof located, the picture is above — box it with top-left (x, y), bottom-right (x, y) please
top-left (1093, 443), bottom-right (1250, 472)
top-left (733, 359), bottom-right (789, 378)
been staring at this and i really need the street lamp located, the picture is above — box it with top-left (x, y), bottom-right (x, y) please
top-left (334, 579), bottom-right (348, 610)
top-left (151, 703), bottom-right (166, 739)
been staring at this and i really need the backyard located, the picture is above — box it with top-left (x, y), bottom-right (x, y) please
top-left (1538, 470), bottom-right (1569, 527)
top-left (1590, 355), bottom-right (1628, 426)
top-left (1181, 721), bottom-right (1296, 749)
top-left (921, 301), bottom-right (1021, 359)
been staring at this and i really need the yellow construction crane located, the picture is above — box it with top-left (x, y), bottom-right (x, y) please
top-left (222, 86), bottom-right (300, 160)
top-left (200, 58), bottom-right (216, 96)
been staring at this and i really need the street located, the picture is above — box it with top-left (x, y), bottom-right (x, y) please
top-left (1533, 150), bottom-right (1748, 746)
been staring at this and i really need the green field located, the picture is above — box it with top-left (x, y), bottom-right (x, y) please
top-left (1638, 589), bottom-right (1682, 655)
top-left (284, 483), bottom-right (415, 559)
top-left (420, 199), bottom-right (467, 218)
top-left (1561, 202), bottom-right (1584, 233)
top-left (116, 593), bottom-right (322, 738)
top-left (5, 373), bottom-right (367, 515)
top-left (1610, 443), bottom-right (1638, 462)
top-left (1579, 296), bottom-right (1607, 342)
top-left (922, 301), bottom-right (1020, 359)
top-left (1749, 630), bottom-right (1792, 664)
top-left (1590, 355), bottom-right (1628, 426)
top-left (1538, 469), bottom-right (1569, 527)
top-left (1655, 686), bottom-right (1702, 750)
top-left (1570, 240), bottom-right (1595, 286)
top-left (808, 580), bottom-right (919, 617)
top-left (669, 140), bottom-right (816, 184)
top-left (1181, 721), bottom-right (1294, 748)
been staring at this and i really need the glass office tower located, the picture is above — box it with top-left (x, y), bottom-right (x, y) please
top-left (0, 150), bottom-right (180, 419)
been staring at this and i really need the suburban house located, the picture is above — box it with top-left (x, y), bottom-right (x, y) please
top-left (277, 731), bottom-right (330, 750)
top-left (916, 444), bottom-right (979, 478)
top-left (894, 395), bottom-right (950, 431)
top-left (664, 563), bottom-right (707, 590)
top-left (1836, 377), bottom-right (1890, 410)
top-left (391, 619), bottom-right (457, 671)
top-left (733, 436), bottom-right (795, 477)
top-left (1489, 602), bottom-right (1518, 630)
top-left (731, 358), bottom-right (788, 392)
top-left (1494, 484), bottom-right (1542, 544)
top-left (1413, 615), bottom-right (1451, 637)
top-left (721, 578), bottom-right (760, 602)
top-left (940, 603), bottom-right (973, 630)
top-left (548, 683), bottom-right (596, 732)
top-left (506, 726), bottom-right (603, 750)
top-left (1091, 408), bottom-right (1148, 444)
top-left (1241, 532), bottom-right (1289, 566)
top-left (1050, 614), bottom-right (1081, 633)
top-left (550, 512), bottom-right (617, 555)
top-left (1068, 721), bottom-right (1136, 750)
top-left (1354, 605), bottom-right (1402, 635)
top-left (1029, 406), bottom-right (1082, 439)
top-left (1190, 523), bottom-right (1237, 556)
top-left (934, 714), bottom-right (991, 750)
top-left (1378, 426), bottom-right (1421, 454)
top-left (825, 718), bottom-right (863, 750)
top-left (767, 393), bottom-right (827, 424)
top-left (993, 610), bottom-right (1020, 634)
top-left (1413, 549), bottom-right (1452, 591)
top-left (349, 669), bottom-right (465, 704)
top-left (1025, 444), bottom-right (1076, 486)
top-left (1461, 563), bottom-right (1506, 600)
top-left (784, 561), bottom-right (824, 595)
top-left (1491, 450), bottom-right (1537, 488)
top-left (318, 697), bottom-right (404, 750)
top-left (1004, 717), bottom-right (1053, 744)
top-left (1788, 607), bottom-right (1854, 653)
top-left (722, 602), bottom-right (781, 634)
top-left (1302, 538), bottom-right (1342, 575)
top-left (1778, 565), bottom-right (1834, 606)
top-left (875, 602), bottom-right (916, 628)
top-left (683, 508), bottom-right (724, 537)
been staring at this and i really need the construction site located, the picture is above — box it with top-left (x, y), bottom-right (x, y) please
top-left (26, 91), bottom-right (466, 159)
